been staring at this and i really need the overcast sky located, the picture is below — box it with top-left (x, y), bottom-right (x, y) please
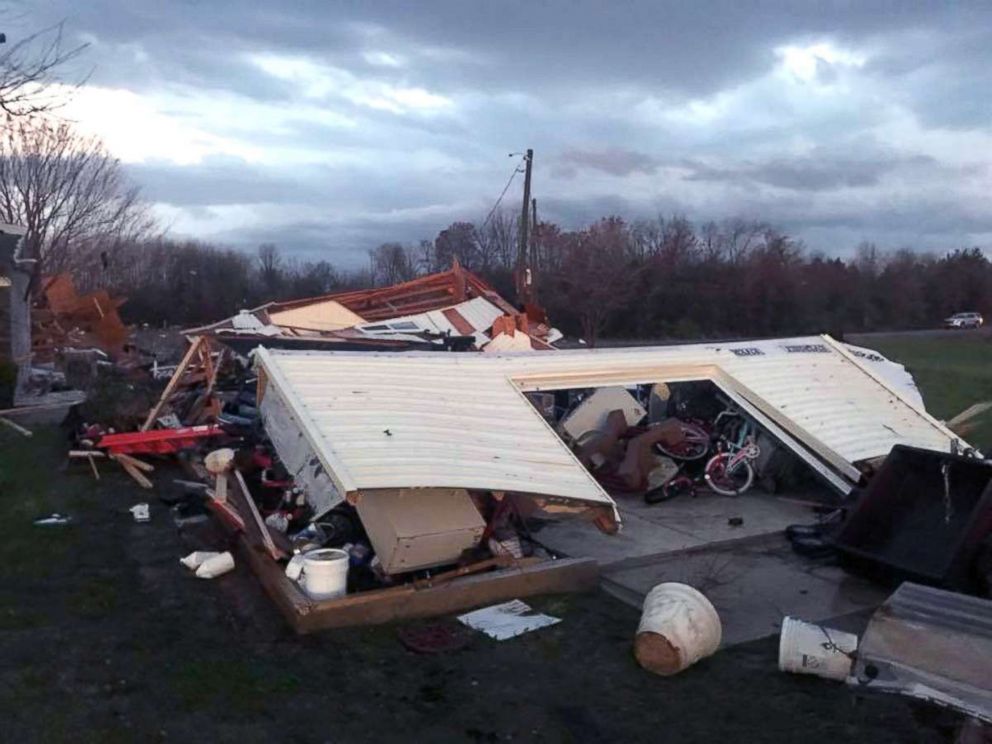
top-left (9, 1), bottom-right (992, 265)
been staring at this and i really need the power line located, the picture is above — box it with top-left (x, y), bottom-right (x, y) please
top-left (480, 154), bottom-right (527, 232)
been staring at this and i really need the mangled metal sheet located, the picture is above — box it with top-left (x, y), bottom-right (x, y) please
top-left (355, 296), bottom-right (507, 347)
top-left (255, 335), bottom-right (961, 521)
top-left (851, 582), bottom-right (992, 723)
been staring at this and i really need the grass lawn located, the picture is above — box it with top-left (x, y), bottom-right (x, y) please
top-left (0, 346), bottom-right (978, 742)
top-left (854, 331), bottom-right (992, 450)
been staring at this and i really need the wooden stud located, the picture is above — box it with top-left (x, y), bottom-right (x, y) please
top-left (87, 455), bottom-right (100, 480)
top-left (112, 455), bottom-right (154, 488)
top-left (141, 336), bottom-right (205, 431)
top-left (114, 453), bottom-right (155, 472)
top-left (0, 417), bottom-right (32, 437)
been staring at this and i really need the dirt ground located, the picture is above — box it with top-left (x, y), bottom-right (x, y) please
top-left (0, 426), bottom-right (954, 743)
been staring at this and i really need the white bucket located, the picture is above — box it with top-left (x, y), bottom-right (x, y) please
top-left (635, 583), bottom-right (722, 675)
top-left (300, 548), bottom-right (349, 600)
top-left (778, 616), bottom-right (858, 681)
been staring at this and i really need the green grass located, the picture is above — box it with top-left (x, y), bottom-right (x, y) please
top-left (170, 658), bottom-right (302, 713)
top-left (858, 334), bottom-right (992, 450)
top-left (0, 427), bottom-right (86, 580)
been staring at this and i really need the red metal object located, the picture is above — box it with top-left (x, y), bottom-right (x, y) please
top-left (96, 425), bottom-right (227, 455)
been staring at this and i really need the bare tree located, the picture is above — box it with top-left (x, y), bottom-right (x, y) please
top-left (550, 217), bottom-right (637, 346)
top-left (0, 21), bottom-right (87, 116)
top-left (257, 242), bottom-right (283, 292)
top-left (0, 116), bottom-right (153, 276)
top-left (369, 242), bottom-right (416, 286)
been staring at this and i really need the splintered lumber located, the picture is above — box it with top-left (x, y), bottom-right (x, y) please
top-left (0, 417), bottom-right (33, 437)
top-left (233, 469), bottom-right (286, 560)
top-left (140, 336), bottom-right (205, 430)
top-left (114, 453), bottom-right (154, 472)
top-left (111, 455), bottom-right (154, 489)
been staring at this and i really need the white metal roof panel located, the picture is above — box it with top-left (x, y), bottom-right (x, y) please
top-left (257, 347), bottom-right (616, 512)
top-left (255, 335), bottom-right (960, 513)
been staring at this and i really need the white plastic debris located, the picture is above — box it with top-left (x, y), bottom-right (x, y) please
top-left (129, 503), bottom-right (150, 523)
top-left (284, 553), bottom-right (305, 581)
top-left (180, 550), bottom-right (235, 578)
top-left (33, 513), bottom-right (72, 526)
top-left (458, 600), bottom-right (561, 641)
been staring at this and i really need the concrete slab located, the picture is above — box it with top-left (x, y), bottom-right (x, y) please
top-left (535, 491), bottom-right (818, 567)
top-left (601, 535), bottom-right (887, 646)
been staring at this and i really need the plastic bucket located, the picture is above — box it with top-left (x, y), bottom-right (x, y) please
top-left (778, 616), bottom-right (858, 681)
top-left (634, 583), bottom-right (722, 675)
top-left (301, 548), bottom-right (349, 600)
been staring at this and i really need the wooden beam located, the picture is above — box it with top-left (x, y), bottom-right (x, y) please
top-left (0, 417), bottom-right (33, 437)
top-left (141, 336), bottom-right (204, 431)
top-left (112, 455), bottom-right (154, 488)
top-left (114, 453), bottom-right (154, 472)
top-left (87, 455), bottom-right (100, 480)
top-left (295, 557), bottom-right (598, 633)
top-left (233, 469), bottom-right (286, 560)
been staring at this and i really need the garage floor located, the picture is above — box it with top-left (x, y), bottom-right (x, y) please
top-left (534, 490), bottom-right (889, 646)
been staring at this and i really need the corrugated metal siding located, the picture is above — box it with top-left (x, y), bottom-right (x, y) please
top-left (258, 348), bottom-right (615, 508)
top-left (256, 335), bottom-right (959, 509)
top-left (356, 296), bottom-right (506, 346)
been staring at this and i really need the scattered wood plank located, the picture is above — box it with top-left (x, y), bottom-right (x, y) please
top-left (111, 455), bottom-right (154, 489)
top-left (87, 455), bottom-right (101, 480)
top-left (114, 453), bottom-right (155, 472)
top-left (233, 469), bottom-right (286, 560)
top-left (69, 450), bottom-right (107, 458)
top-left (0, 417), bottom-right (33, 437)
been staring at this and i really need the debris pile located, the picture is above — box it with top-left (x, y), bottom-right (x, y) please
top-left (186, 261), bottom-right (561, 355)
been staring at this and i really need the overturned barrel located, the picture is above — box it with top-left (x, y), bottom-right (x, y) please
top-left (634, 583), bottom-right (722, 675)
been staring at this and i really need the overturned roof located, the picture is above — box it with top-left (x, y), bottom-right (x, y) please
top-left (270, 261), bottom-right (517, 321)
top-left (254, 335), bottom-right (963, 530)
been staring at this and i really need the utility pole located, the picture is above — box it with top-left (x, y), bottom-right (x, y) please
top-left (515, 148), bottom-right (533, 307)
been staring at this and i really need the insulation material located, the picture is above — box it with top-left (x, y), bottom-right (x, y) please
top-left (269, 299), bottom-right (365, 332)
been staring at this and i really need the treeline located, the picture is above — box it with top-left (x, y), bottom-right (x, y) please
top-left (81, 213), bottom-right (992, 342)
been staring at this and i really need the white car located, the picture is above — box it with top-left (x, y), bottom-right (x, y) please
top-left (944, 312), bottom-right (984, 329)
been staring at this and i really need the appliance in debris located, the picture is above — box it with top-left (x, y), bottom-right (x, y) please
top-left (560, 386), bottom-right (646, 441)
top-left (850, 582), bottom-right (992, 723)
top-left (834, 446), bottom-right (992, 591)
top-left (356, 488), bottom-right (487, 574)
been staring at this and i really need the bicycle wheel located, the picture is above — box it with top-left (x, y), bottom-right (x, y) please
top-left (644, 476), bottom-right (694, 504)
top-left (653, 422), bottom-right (710, 461)
top-left (704, 453), bottom-right (754, 496)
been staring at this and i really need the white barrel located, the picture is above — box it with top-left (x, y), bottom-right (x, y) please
top-left (778, 616), bottom-right (858, 681)
top-left (301, 548), bottom-right (349, 600)
top-left (635, 583), bottom-right (722, 675)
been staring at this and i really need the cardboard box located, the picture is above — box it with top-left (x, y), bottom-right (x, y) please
top-left (357, 488), bottom-right (486, 574)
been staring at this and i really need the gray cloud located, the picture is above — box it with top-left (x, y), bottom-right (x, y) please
top-left (6, 0), bottom-right (992, 264)
top-left (554, 149), bottom-right (661, 178)
top-left (683, 148), bottom-right (937, 192)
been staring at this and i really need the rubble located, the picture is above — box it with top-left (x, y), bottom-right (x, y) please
top-left (185, 261), bottom-right (561, 355)
top-left (851, 582), bottom-right (992, 723)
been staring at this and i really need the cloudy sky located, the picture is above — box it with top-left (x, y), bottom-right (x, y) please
top-left (9, 1), bottom-right (992, 265)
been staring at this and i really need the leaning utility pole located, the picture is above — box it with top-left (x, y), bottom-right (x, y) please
top-left (515, 148), bottom-right (534, 307)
